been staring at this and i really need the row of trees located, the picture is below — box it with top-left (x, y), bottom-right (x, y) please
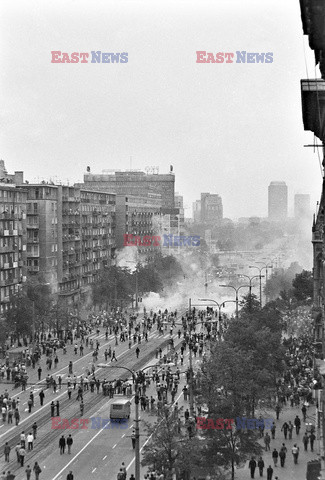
top-left (92, 253), bottom-right (184, 309)
top-left (2, 278), bottom-right (71, 345)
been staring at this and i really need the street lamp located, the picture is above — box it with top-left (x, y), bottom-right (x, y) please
top-left (255, 261), bottom-right (273, 283)
top-left (219, 284), bottom-right (250, 319)
top-left (198, 298), bottom-right (236, 332)
top-left (98, 363), bottom-right (158, 480)
top-left (249, 266), bottom-right (266, 306)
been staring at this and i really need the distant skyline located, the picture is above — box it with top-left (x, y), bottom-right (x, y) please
top-left (0, 0), bottom-right (322, 219)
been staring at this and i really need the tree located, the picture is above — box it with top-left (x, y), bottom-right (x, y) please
top-left (292, 270), bottom-right (313, 304)
top-left (142, 406), bottom-right (202, 479)
top-left (197, 346), bottom-right (264, 479)
top-left (92, 266), bottom-right (134, 309)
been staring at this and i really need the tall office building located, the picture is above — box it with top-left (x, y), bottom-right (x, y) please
top-left (294, 194), bottom-right (311, 219)
top-left (200, 193), bottom-right (223, 224)
top-left (268, 181), bottom-right (288, 221)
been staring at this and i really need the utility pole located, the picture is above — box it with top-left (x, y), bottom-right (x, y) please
top-left (249, 265), bottom-right (266, 307)
top-left (134, 375), bottom-right (140, 480)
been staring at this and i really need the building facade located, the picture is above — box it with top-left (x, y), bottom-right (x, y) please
top-left (200, 193), bottom-right (223, 224)
top-left (25, 184), bottom-right (116, 304)
top-left (299, 1), bottom-right (325, 477)
top-left (0, 164), bottom-right (27, 314)
top-left (80, 169), bottom-right (175, 209)
top-left (268, 181), bottom-right (288, 221)
top-left (116, 194), bottom-right (162, 262)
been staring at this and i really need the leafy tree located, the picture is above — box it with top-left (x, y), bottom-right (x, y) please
top-left (142, 406), bottom-right (202, 479)
top-left (92, 266), bottom-right (133, 309)
top-left (292, 270), bottom-right (313, 304)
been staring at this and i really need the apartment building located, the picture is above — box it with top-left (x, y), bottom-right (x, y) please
top-left (0, 182), bottom-right (27, 313)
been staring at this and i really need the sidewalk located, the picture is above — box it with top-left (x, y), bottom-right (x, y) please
top-left (235, 402), bottom-right (319, 479)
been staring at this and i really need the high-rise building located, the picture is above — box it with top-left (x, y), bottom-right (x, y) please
top-left (115, 194), bottom-right (162, 262)
top-left (80, 169), bottom-right (175, 209)
top-left (192, 200), bottom-right (201, 223)
top-left (294, 194), bottom-right (311, 219)
top-left (268, 181), bottom-right (288, 221)
top-left (200, 193), bottom-right (223, 224)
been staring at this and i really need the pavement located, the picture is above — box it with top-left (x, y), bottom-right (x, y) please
top-left (235, 402), bottom-right (319, 480)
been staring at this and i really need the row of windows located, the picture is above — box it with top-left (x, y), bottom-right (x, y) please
top-left (0, 190), bottom-right (26, 202)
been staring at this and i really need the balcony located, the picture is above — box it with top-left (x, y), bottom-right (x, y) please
top-left (27, 251), bottom-right (39, 258)
top-left (27, 266), bottom-right (39, 273)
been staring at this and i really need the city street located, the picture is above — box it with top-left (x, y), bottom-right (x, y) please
top-left (0, 313), bottom-right (192, 479)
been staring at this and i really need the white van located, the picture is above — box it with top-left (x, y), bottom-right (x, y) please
top-left (110, 399), bottom-right (131, 419)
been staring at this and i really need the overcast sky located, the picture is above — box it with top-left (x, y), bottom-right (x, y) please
top-left (0, 0), bottom-right (322, 219)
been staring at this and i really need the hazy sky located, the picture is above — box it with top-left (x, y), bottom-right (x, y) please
top-left (0, 0), bottom-right (322, 219)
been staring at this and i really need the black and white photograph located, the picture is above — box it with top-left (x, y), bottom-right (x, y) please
top-left (0, 0), bottom-right (324, 479)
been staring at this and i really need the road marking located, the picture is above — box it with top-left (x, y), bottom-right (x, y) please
top-left (112, 443), bottom-right (117, 449)
top-left (103, 455), bottom-right (107, 460)
top-left (122, 434), bottom-right (125, 438)
top-left (51, 423), bottom-right (110, 480)
top-left (92, 468), bottom-right (97, 473)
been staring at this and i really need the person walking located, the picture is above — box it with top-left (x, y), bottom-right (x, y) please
top-left (67, 472), bottom-right (74, 480)
top-left (271, 423), bottom-right (276, 440)
top-left (15, 442), bottom-right (21, 463)
top-left (257, 457), bottom-right (264, 477)
top-left (32, 422), bottom-right (37, 440)
top-left (56, 401), bottom-right (60, 417)
top-left (292, 444), bottom-right (299, 464)
top-left (67, 434), bottom-right (73, 454)
top-left (50, 401), bottom-right (55, 417)
top-left (248, 457), bottom-right (257, 479)
top-left (275, 404), bottom-right (281, 420)
top-left (310, 431), bottom-right (316, 452)
top-left (136, 347), bottom-right (140, 359)
top-left (279, 447), bottom-right (286, 467)
top-left (272, 448), bottom-right (278, 467)
top-left (27, 432), bottom-right (33, 451)
top-left (39, 390), bottom-right (45, 407)
top-left (264, 432), bottom-right (271, 451)
top-left (37, 367), bottom-right (42, 381)
top-left (131, 429), bottom-right (136, 449)
top-left (266, 465), bottom-right (273, 480)
top-left (303, 432), bottom-right (309, 451)
top-left (281, 421), bottom-right (289, 440)
top-left (59, 435), bottom-right (66, 454)
top-left (301, 404), bottom-right (307, 422)
top-left (27, 397), bottom-right (33, 413)
top-left (288, 421), bottom-right (293, 440)
top-left (33, 462), bottom-right (42, 480)
top-left (25, 465), bottom-right (32, 480)
top-left (19, 445), bottom-right (26, 466)
top-left (4, 442), bottom-right (10, 462)
top-left (294, 415), bottom-right (301, 435)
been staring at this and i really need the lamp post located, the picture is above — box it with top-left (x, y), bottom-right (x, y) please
top-left (219, 284), bottom-right (250, 319)
top-left (255, 261), bottom-right (273, 283)
top-left (98, 363), bottom-right (159, 480)
top-left (198, 298), bottom-right (236, 332)
top-left (249, 266), bottom-right (266, 306)
top-left (237, 274), bottom-right (260, 312)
